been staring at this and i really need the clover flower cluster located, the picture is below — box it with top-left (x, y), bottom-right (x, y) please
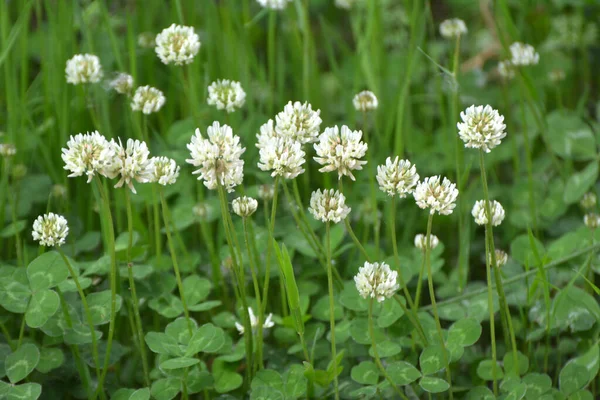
top-left (235, 307), bottom-right (274, 335)
top-left (376, 157), bottom-right (419, 198)
top-left (207, 80), bottom-right (246, 113)
top-left (256, 0), bottom-right (292, 9)
top-left (309, 189), bottom-right (351, 223)
top-left (232, 196), bottom-right (258, 218)
top-left (353, 90), bottom-right (378, 112)
top-left (472, 200), bottom-right (505, 226)
top-left (414, 176), bottom-right (459, 215)
top-left (66, 54), bottom-right (103, 84)
top-left (131, 86), bottom-right (166, 114)
top-left (314, 125), bottom-right (368, 180)
top-left (32, 213), bottom-right (69, 247)
top-left (414, 234), bottom-right (440, 251)
top-left (457, 105), bottom-right (506, 153)
top-left (439, 18), bottom-right (468, 39)
top-left (155, 24), bottom-right (201, 65)
top-left (354, 261), bottom-right (399, 302)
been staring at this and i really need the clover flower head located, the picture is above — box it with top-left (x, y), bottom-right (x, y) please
top-left (109, 73), bottom-right (134, 95)
top-left (580, 192), bottom-right (597, 210)
top-left (314, 125), bottom-right (368, 180)
top-left (193, 203), bottom-right (211, 220)
top-left (0, 143), bottom-right (16, 158)
top-left (32, 213), bottom-right (69, 247)
top-left (258, 184), bottom-right (275, 200)
top-left (509, 42), bottom-right (539, 66)
top-left (498, 61), bottom-right (515, 80)
top-left (232, 196), bottom-right (258, 218)
top-left (440, 19), bottom-right (468, 39)
top-left (207, 80), bottom-right (246, 113)
top-left (376, 157), bottom-right (419, 198)
top-left (308, 189), bottom-right (351, 223)
top-left (258, 137), bottom-right (306, 180)
top-left (256, 0), bottom-right (292, 10)
top-left (155, 24), bottom-right (201, 65)
top-left (584, 213), bottom-right (600, 229)
top-left (131, 86), bottom-right (166, 114)
top-left (414, 234), bottom-right (440, 251)
top-left (138, 32), bottom-right (156, 49)
top-left (149, 156), bottom-right (180, 186)
top-left (354, 261), bottom-right (399, 302)
top-left (414, 176), bottom-right (459, 215)
top-left (61, 131), bottom-right (118, 183)
top-left (490, 249), bottom-right (508, 267)
top-left (66, 54), bottom-right (103, 84)
top-left (353, 90), bottom-right (378, 112)
top-left (457, 105), bottom-right (507, 153)
top-left (256, 119), bottom-right (278, 150)
top-left (235, 307), bottom-right (274, 335)
top-left (112, 139), bottom-right (154, 193)
top-left (275, 101), bottom-right (322, 144)
top-left (472, 200), bottom-right (505, 226)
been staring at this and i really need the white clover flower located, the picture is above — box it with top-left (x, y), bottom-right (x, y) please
top-left (414, 234), bottom-right (440, 251)
top-left (61, 131), bottom-right (118, 183)
top-left (334, 0), bottom-right (355, 9)
top-left (498, 61), bottom-right (515, 80)
top-left (32, 213), bottom-right (69, 247)
top-left (193, 203), bottom-right (210, 220)
top-left (111, 139), bottom-right (153, 194)
top-left (414, 176), bottom-right (459, 215)
top-left (256, 119), bottom-right (278, 149)
top-left (509, 42), bottom-right (539, 66)
top-left (439, 19), bottom-right (468, 39)
top-left (275, 101), bottom-right (322, 144)
top-left (131, 86), bottom-right (166, 114)
top-left (256, 0), bottom-right (292, 10)
top-left (258, 184), bottom-right (275, 200)
top-left (149, 156), bottom-right (180, 186)
top-left (138, 32), bottom-right (156, 49)
top-left (235, 307), bottom-right (274, 335)
top-left (490, 249), bottom-right (508, 267)
top-left (584, 213), bottom-right (600, 229)
top-left (308, 189), bottom-right (351, 223)
top-left (0, 143), bottom-right (16, 158)
top-left (65, 54), bottom-right (103, 84)
top-left (314, 125), bottom-right (368, 180)
top-left (548, 69), bottom-right (566, 83)
top-left (207, 80), bottom-right (246, 113)
top-left (353, 90), bottom-right (378, 112)
top-left (580, 192), bottom-right (597, 210)
top-left (186, 122), bottom-right (245, 192)
top-left (258, 137), bottom-right (305, 180)
top-left (155, 24), bottom-right (201, 65)
top-left (376, 157), bottom-right (419, 198)
top-left (457, 105), bottom-right (507, 153)
top-left (232, 196), bottom-right (258, 218)
top-left (472, 200), bottom-right (505, 226)
top-left (109, 73), bottom-right (134, 95)
top-left (354, 261), bottom-right (399, 302)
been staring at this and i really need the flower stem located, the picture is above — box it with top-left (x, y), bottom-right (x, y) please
top-left (390, 196), bottom-right (416, 310)
top-left (243, 218), bottom-right (263, 372)
top-left (325, 222), bottom-right (339, 400)
top-left (414, 250), bottom-right (427, 309)
top-left (424, 213), bottom-right (454, 399)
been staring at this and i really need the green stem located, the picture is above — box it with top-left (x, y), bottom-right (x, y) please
top-left (483, 209), bottom-right (498, 395)
top-left (390, 196), bottom-right (416, 310)
top-left (517, 83), bottom-right (538, 231)
top-left (243, 218), bottom-right (263, 372)
top-left (325, 222), bottom-right (339, 400)
top-left (414, 250), bottom-right (426, 309)
top-left (267, 10), bottom-right (276, 112)
top-left (261, 177), bottom-right (279, 316)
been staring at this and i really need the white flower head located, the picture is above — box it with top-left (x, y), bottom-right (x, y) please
top-left (490, 249), bottom-right (508, 267)
top-left (258, 184), bottom-right (275, 200)
top-left (232, 196), bottom-right (258, 218)
top-left (308, 189), bottom-right (351, 223)
top-left (580, 192), bottom-right (597, 210)
top-left (131, 86), bottom-right (166, 114)
top-left (472, 200), bottom-right (505, 226)
top-left (112, 139), bottom-right (153, 194)
top-left (235, 307), bottom-right (274, 335)
top-left (207, 80), bottom-right (246, 113)
top-left (353, 91), bottom-right (378, 112)
top-left (61, 131), bottom-right (118, 183)
top-left (155, 24), bottom-right (201, 65)
top-left (414, 176), bottom-right (459, 215)
top-left (584, 213), bottom-right (600, 229)
top-left (256, 119), bottom-right (278, 149)
top-left (138, 32), bottom-right (156, 49)
top-left (65, 54), bottom-right (103, 84)
top-left (335, 0), bottom-right (355, 9)
top-left (256, 0), bottom-right (292, 10)
top-left (440, 19), bottom-right (468, 39)
top-left (354, 261), bottom-right (399, 302)
top-left (314, 125), bottom-right (368, 180)
top-left (275, 101), bottom-right (322, 144)
top-left (149, 156), bottom-right (180, 186)
top-left (258, 137), bottom-right (305, 180)
top-left (376, 157), bottom-right (419, 198)
top-left (414, 234), bottom-right (440, 251)
top-left (0, 143), bottom-right (16, 158)
top-left (32, 213), bottom-right (69, 247)
top-left (193, 203), bottom-right (211, 220)
top-left (509, 42), bottom-right (539, 66)
top-left (109, 73), bottom-right (134, 95)
top-left (498, 61), bottom-right (515, 80)
top-left (457, 105), bottom-right (507, 153)
top-left (186, 122), bottom-right (245, 192)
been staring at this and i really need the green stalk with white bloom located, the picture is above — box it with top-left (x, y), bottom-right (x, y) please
top-left (325, 221), bottom-right (339, 400)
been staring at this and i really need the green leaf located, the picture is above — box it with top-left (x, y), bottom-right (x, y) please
top-left (5, 382), bottom-right (42, 400)
top-left (386, 361), bottom-right (421, 386)
top-left (25, 289), bottom-right (59, 328)
top-left (503, 351), bottom-right (529, 376)
top-left (572, 343), bottom-right (599, 387)
top-left (0, 220), bottom-right (26, 238)
top-left (339, 282), bottom-right (368, 312)
top-left (35, 347), bottom-right (64, 373)
top-left (351, 361), bottom-right (379, 385)
top-left (0, 274), bottom-right (31, 313)
top-left (419, 376), bottom-right (450, 393)
top-left (559, 362), bottom-right (589, 396)
top-left (282, 364), bottom-right (307, 399)
top-left (368, 340), bottom-right (402, 358)
top-left (419, 345), bottom-right (446, 375)
top-left (188, 300), bottom-right (222, 312)
top-left (464, 386), bottom-right (495, 400)
top-left (110, 388), bottom-right (135, 400)
top-left (185, 323), bottom-right (226, 356)
top-left (186, 369), bottom-right (213, 394)
top-left (159, 357), bottom-right (199, 370)
top-left (522, 373), bottom-right (552, 398)
top-left (447, 318), bottom-right (482, 347)
top-left (150, 378), bottom-right (181, 400)
top-left (5, 343), bottom-right (40, 383)
top-left (251, 369), bottom-right (283, 393)
top-left (148, 295), bottom-right (184, 318)
top-left (26, 251), bottom-right (69, 291)
top-left (377, 297), bottom-right (405, 328)
top-left (63, 322), bottom-right (103, 345)
top-left (214, 368), bottom-right (243, 393)
top-left (476, 359), bottom-right (504, 381)
top-left (144, 332), bottom-right (183, 356)
top-left (546, 110), bottom-right (597, 161)
top-left (564, 162), bottom-right (599, 204)
top-left (182, 275), bottom-right (212, 306)
top-left (86, 291), bottom-right (123, 325)
top-left (311, 295), bottom-right (343, 322)
top-left (129, 388), bottom-right (150, 400)
top-left (165, 317), bottom-right (198, 345)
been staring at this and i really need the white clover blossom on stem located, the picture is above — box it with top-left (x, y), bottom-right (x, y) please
top-left (131, 86), bottom-right (166, 114)
top-left (414, 176), bottom-right (459, 215)
top-left (193, 203), bottom-right (211, 220)
top-left (109, 73), bottom-right (134, 95)
top-left (112, 139), bottom-right (154, 194)
top-left (235, 307), bottom-right (274, 335)
top-left (353, 91), bottom-right (378, 112)
top-left (580, 192), bottom-right (597, 209)
top-left (256, 119), bottom-right (278, 149)
top-left (65, 54), bottom-right (103, 84)
top-left (258, 184), bottom-right (275, 200)
top-left (334, 0), bottom-right (355, 9)
top-left (0, 143), bottom-right (16, 158)
top-left (490, 249), bottom-right (508, 267)
top-left (472, 200), bottom-right (505, 226)
top-left (457, 105), bottom-right (507, 153)
top-left (498, 61), bottom-right (515, 80)
top-left (584, 213), bottom-right (600, 229)
top-left (32, 213), bottom-right (69, 247)
top-left (509, 42), bottom-right (539, 66)
top-left (232, 196), bottom-right (258, 218)
top-left (186, 122), bottom-right (245, 192)
top-left (439, 19), bottom-right (468, 39)
top-left (138, 32), bottom-right (156, 49)
top-left (149, 156), bottom-right (180, 186)
top-left (207, 80), bottom-right (246, 113)
top-left (354, 261), bottom-right (399, 302)
top-left (256, 0), bottom-right (292, 9)
top-left (275, 101), bottom-right (322, 144)
top-left (414, 234), bottom-right (440, 251)
top-left (61, 131), bottom-right (118, 183)
top-left (258, 137), bottom-right (305, 180)
top-left (376, 157), bottom-right (419, 197)
top-left (308, 189), bottom-right (351, 223)
top-left (155, 24), bottom-right (201, 65)
top-left (314, 125), bottom-right (368, 180)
